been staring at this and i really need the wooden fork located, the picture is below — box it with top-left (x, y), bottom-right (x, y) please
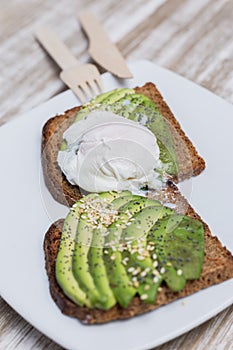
top-left (36, 26), bottom-right (103, 104)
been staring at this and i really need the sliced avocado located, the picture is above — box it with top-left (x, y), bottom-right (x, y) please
top-left (102, 93), bottom-right (147, 120)
top-left (55, 198), bottom-right (95, 307)
top-left (87, 191), bottom-right (133, 310)
top-left (103, 195), bottom-right (146, 308)
top-left (74, 91), bottom-right (115, 123)
top-left (88, 228), bottom-right (116, 310)
top-left (72, 191), bottom-right (129, 308)
top-left (104, 196), bottom-right (162, 306)
top-left (123, 205), bottom-right (165, 269)
top-left (74, 88), bottom-right (135, 123)
top-left (148, 214), bottom-right (204, 291)
top-left (73, 217), bottom-right (101, 306)
top-left (100, 88), bottom-right (134, 105)
top-left (119, 203), bottom-right (172, 302)
top-left (122, 251), bottom-right (163, 304)
top-left (127, 94), bottom-right (178, 175)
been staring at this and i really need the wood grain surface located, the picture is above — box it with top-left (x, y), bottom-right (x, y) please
top-left (0, 0), bottom-right (232, 349)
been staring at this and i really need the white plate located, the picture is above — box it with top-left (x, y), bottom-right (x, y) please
top-left (0, 60), bottom-right (232, 350)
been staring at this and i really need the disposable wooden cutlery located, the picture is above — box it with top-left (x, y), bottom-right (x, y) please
top-left (36, 26), bottom-right (103, 103)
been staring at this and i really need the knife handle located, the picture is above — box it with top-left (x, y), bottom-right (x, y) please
top-left (35, 26), bottom-right (79, 70)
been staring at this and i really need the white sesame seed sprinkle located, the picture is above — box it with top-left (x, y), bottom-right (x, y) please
top-left (137, 255), bottom-right (145, 261)
top-left (140, 294), bottom-right (148, 300)
top-left (177, 269), bottom-right (183, 276)
top-left (128, 267), bottom-right (135, 273)
top-left (160, 267), bottom-right (165, 274)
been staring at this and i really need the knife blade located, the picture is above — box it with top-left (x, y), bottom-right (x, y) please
top-left (79, 11), bottom-right (133, 79)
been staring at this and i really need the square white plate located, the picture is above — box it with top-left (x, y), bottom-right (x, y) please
top-left (0, 60), bottom-right (232, 350)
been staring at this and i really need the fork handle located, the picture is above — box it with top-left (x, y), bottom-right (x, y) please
top-left (35, 26), bottom-right (79, 70)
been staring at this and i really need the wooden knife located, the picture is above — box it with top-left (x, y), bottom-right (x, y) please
top-left (79, 11), bottom-right (133, 79)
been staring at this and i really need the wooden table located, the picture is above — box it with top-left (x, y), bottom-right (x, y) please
top-left (0, 0), bottom-right (232, 349)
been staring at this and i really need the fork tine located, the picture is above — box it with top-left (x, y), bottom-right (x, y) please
top-left (95, 77), bottom-right (104, 93)
top-left (80, 82), bottom-right (93, 100)
top-left (88, 80), bottom-right (99, 96)
top-left (72, 85), bottom-right (86, 104)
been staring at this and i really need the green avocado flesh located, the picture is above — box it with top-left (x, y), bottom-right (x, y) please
top-left (61, 88), bottom-right (178, 176)
top-left (55, 191), bottom-right (204, 310)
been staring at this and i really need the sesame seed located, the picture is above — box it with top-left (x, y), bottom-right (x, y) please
top-left (133, 281), bottom-right (139, 288)
top-left (160, 267), bottom-right (165, 274)
top-left (138, 248), bottom-right (145, 255)
top-left (144, 285), bottom-right (150, 291)
top-left (140, 270), bottom-right (147, 277)
top-left (137, 255), bottom-right (145, 261)
top-left (110, 254), bottom-right (116, 260)
top-left (104, 250), bottom-right (109, 254)
top-left (152, 254), bottom-right (157, 260)
top-left (140, 294), bottom-right (148, 300)
top-left (177, 269), bottom-right (183, 276)
top-left (136, 226), bottom-right (142, 229)
top-left (153, 261), bottom-right (158, 268)
top-left (166, 262), bottom-right (172, 266)
top-left (153, 276), bottom-right (159, 283)
top-left (132, 268), bottom-right (141, 276)
top-left (158, 287), bottom-right (163, 292)
top-left (128, 267), bottom-right (135, 273)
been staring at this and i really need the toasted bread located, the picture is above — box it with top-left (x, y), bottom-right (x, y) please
top-left (43, 182), bottom-right (233, 324)
top-left (41, 83), bottom-right (206, 207)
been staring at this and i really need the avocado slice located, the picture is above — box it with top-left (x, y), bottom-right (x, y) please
top-left (103, 195), bottom-right (146, 308)
top-left (123, 206), bottom-right (172, 268)
top-left (104, 196), bottom-right (162, 306)
top-left (88, 228), bottom-right (116, 310)
top-left (119, 203), bottom-right (172, 302)
top-left (74, 88), bottom-right (135, 123)
top-left (72, 191), bottom-right (130, 308)
top-left (87, 191), bottom-right (132, 309)
top-left (73, 217), bottom-right (101, 305)
top-left (148, 214), bottom-right (204, 291)
top-left (55, 196), bottom-right (97, 307)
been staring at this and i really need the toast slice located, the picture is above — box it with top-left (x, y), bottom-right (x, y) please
top-left (41, 83), bottom-right (205, 207)
top-left (43, 182), bottom-right (233, 324)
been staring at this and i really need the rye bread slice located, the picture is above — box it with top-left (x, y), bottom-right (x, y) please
top-left (41, 83), bottom-right (206, 207)
top-left (43, 182), bottom-right (233, 324)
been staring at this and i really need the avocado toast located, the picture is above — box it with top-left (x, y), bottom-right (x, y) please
top-left (44, 182), bottom-right (233, 324)
top-left (42, 83), bottom-right (205, 207)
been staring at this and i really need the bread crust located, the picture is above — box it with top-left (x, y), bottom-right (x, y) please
top-left (43, 182), bottom-right (233, 324)
top-left (41, 83), bottom-right (206, 207)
